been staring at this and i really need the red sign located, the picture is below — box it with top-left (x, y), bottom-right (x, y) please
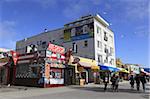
top-left (47, 43), bottom-right (65, 54)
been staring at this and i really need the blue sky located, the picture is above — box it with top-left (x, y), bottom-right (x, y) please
top-left (0, 0), bottom-right (149, 67)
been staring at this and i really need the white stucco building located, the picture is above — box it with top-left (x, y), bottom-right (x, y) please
top-left (16, 14), bottom-right (116, 67)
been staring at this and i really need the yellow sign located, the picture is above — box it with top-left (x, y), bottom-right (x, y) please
top-left (78, 67), bottom-right (84, 72)
top-left (0, 58), bottom-right (9, 63)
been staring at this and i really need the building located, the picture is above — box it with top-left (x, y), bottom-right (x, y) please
top-left (116, 58), bottom-right (124, 68)
top-left (0, 48), bottom-right (17, 85)
top-left (16, 14), bottom-right (116, 68)
top-left (63, 14), bottom-right (116, 68)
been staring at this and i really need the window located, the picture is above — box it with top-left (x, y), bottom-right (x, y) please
top-left (104, 45), bottom-right (108, 54)
top-left (104, 56), bottom-right (108, 63)
top-left (75, 26), bottom-right (83, 36)
top-left (84, 40), bottom-right (88, 47)
top-left (97, 26), bottom-right (101, 34)
top-left (42, 41), bottom-right (47, 48)
top-left (72, 43), bottom-right (77, 53)
top-left (104, 32), bottom-right (108, 41)
top-left (98, 54), bottom-right (102, 63)
top-left (97, 41), bottom-right (102, 49)
top-left (110, 47), bottom-right (113, 55)
top-left (110, 59), bottom-right (114, 65)
top-left (49, 69), bottom-right (63, 79)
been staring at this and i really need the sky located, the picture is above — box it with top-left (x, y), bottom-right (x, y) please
top-left (0, 0), bottom-right (149, 67)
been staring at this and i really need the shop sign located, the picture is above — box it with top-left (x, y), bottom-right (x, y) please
top-left (72, 58), bottom-right (80, 64)
top-left (47, 43), bottom-right (65, 54)
top-left (130, 65), bottom-right (140, 74)
top-left (0, 58), bottom-right (9, 63)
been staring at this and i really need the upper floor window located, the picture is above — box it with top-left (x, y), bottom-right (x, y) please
top-left (110, 47), bottom-right (113, 55)
top-left (104, 32), bottom-right (108, 41)
top-left (84, 40), bottom-right (88, 47)
top-left (97, 26), bottom-right (101, 34)
top-left (104, 56), bottom-right (108, 63)
top-left (98, 54), bottom-right (102, 63)
top-left (97, 40), bottom-right (102, 49)
top-left (110, 59), bottom-right (114, 65)
top-left (75, 26), bottom-right (83, 36)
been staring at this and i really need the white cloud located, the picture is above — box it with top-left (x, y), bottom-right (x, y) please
top-left (134, 25), bottom-right (149, 38)
top-left (0, 20), bottom-right (17, 49)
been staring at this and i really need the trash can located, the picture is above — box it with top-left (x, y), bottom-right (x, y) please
top-left (80, 79), bottom-right (85, 86)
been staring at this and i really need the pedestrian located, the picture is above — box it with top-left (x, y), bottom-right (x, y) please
top-left (140, 73), bottom-right (146, 92)
top-left (135, 74), bottom-right (140, 91)
top-left (129, 75), bottom-right (135, 89)
top-left (114, 75), bottom-right (120, 92)
top-left (110, 74), bottom-right (116, 91)
top-left (103, 72), bottom-right (109, 91)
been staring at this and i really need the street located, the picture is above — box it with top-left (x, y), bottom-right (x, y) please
top-left (0, 81), bottom-right (149, 99)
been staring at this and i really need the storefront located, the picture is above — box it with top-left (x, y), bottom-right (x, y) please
top-left (15, 43), bottom-right (66, 87)
top-left (67, 56), bottom-right (99, 85)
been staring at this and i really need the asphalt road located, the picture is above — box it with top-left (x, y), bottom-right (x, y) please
top-left (0, 82), bottom-right (149, 99)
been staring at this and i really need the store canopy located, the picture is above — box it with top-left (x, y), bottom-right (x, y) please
top-left (73, 56), bottom-right (98, 68)
top-left (144, 68), bottom-right (150, 73)
top-left (99, 65), bottom-right (119, 72)
top-left (118, 68), bottom-right (129, 73)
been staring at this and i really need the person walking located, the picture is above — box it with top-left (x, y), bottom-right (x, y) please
top-left (140, 73), bottom-right (146, 92)
top-left (129, 75), bottom-right (135, 89)
top-left (103, 72), bottom-right (109, 91)
top-left (114, 75), bottom-right (120, 92)
top-left (110, 74), bottom-right (116, 91)
top-left (135, 74), bottom-right (140, 91)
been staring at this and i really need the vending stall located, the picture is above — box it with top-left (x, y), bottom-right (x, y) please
top-left (43, 43), bottom-right (65, 87)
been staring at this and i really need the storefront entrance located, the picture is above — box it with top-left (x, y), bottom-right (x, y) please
top-left (64, 66), bottom-right (75, 85)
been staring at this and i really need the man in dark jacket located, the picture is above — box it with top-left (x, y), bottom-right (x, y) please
top-left (135, 74), bottom-right (140, 91)
top-left (103, 72), bottom-right (109, 91)
top-left (140, 73), bottom-right (146, 91)
top-left (129, 75), bottom-right (135, 89)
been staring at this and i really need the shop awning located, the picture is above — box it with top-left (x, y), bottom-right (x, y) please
top-left (99, 65), bottom-right (119, 72)
top-left (118, 68), bottom-right (129, 73)
top-left (73, 56), bottom-right (97, 68)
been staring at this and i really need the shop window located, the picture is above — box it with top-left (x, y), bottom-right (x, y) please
top-left (50, 70), bottom-right (62, 79)
top-left (84, 40), bottom-right (88, 47)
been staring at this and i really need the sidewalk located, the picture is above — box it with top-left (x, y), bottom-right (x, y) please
top-left (0, 85), bottom-right (38, 93)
